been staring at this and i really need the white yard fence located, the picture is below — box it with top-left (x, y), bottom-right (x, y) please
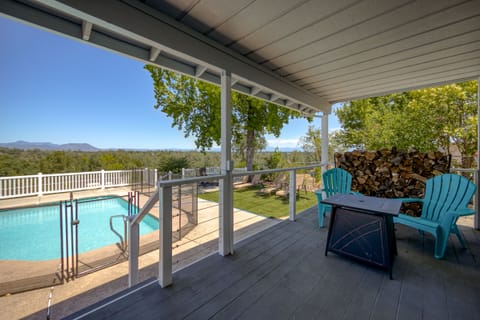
top-left (0, 167), bottom-right (246, 199)
top-left (0, 169), bottom-right (151, 199)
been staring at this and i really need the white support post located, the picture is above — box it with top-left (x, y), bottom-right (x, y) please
top-left (101, 169), bottom-right (105, 190)
top-left (159, 185), bottom-right (173, 287)
top-left (289, 169), bottom-right (296, 221)
top-left (219, 69), bottom-right (234, 256)
top-left (128, 218), bottom-right (140, 287)
top-left (321, 112), bottom-right (329, 175)
top-left (38, 173), bottom-right (43, 197)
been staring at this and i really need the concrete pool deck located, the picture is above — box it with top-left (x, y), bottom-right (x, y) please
top-left (0, 187), bottom-right (282, 319)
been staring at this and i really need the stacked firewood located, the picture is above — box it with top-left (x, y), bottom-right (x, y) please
top-left (335, 148), bottom-right (451, 216)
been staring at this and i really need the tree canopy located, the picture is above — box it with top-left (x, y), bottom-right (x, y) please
top-left (334, 81), bottom-right (478, 167)
top-left (144, 66), bottom-right (306, 171)
top-left (0, 148), bottom-right (219, 176)
top-left (298, 125), bottom-right (347, 169)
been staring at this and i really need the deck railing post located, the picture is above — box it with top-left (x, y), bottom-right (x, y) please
top-left (38, 172), bottom-right (43, 197)
top-left (128, 217), bottom-right (140, 287)
top-left (289, 169), bottom-right (296, 221)
top-left (101, 169), bottom-right (105, 190)
top-left (159, 185), bottom-right (173, 287)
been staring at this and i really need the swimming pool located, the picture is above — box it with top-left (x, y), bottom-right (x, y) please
top-left (0, 197), bottom-right (159, 261)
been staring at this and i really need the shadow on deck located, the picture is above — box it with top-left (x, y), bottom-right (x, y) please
top-left (61, 207), bottom-right (479, 319)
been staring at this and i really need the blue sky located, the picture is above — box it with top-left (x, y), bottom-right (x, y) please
top-left (0, 16), bottom-right (341, 150)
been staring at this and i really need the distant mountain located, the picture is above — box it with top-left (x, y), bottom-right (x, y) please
top-left (0, 141), bottom-right (100, 152)
top-left (0, 141), bottom-right (300, 152)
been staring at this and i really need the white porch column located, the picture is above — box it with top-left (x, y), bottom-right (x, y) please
top-left (219, 70), bottom-right (234, 255)
top-left (321, 112), bottom-right (329, 175)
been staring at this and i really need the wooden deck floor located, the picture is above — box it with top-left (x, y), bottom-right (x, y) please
top-left (65, 207), bottom-right (480, 320)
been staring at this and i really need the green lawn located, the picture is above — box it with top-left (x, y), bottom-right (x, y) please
top-left (198, 185), bottom-right (318, 219)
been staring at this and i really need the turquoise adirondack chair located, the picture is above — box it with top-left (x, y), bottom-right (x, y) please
top-left (394, 173), bottom-right (477, 259)
top-left (315, 168), bottom-right (359, 227)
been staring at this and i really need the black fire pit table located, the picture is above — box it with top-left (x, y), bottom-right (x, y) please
top-left (321, 193), bottom-right (401, 279)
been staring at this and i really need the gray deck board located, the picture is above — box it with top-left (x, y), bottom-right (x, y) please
top-left (65, 208), bottom-right (480, 320)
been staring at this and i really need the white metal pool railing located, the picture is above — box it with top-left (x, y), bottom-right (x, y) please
top-left (0, 173), bottom-right (40, 199)
top-left (0, 169), bottom-right (157, 199)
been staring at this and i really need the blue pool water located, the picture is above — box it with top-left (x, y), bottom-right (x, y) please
top-left (0, 197), bottom-right (159, 261)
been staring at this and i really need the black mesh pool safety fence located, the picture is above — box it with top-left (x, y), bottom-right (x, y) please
top-left (0, 180), bottom-right (198, 295)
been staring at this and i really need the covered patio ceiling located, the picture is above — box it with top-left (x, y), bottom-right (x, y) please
top-left (1, 0), bottom-right (479, 116)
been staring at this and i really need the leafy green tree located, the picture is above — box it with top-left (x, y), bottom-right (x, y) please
top-left (144, 66), bottom-right (305, 172)
top-left (335, 81), bottom-right (478, 167)
top-left (262, 147), bottom-right (284, 181)
top-left (298, 125), bottom-right (347, 164)
top-left (232, 127), bottom-right (267, 170)
top-left (40, 151), bottom-right (74, 173)
top-left (0, 151), bottom-right (24, 175)
top-left (159, 156), bottom-right (190, 173)
top-left (265, 147), bottom-right (283, 169)
top-left (298, 125), bottom-right (322, 162)
top-left (412, 82), bottom-right (478, 166)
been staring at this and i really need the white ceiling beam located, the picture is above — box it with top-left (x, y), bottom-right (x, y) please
top-left (31, 0), bottom-right (328, 112)
top-left (231, 78), bottom-right (239, 86)
top-left (195, 65), bottom-right (208, 77)
top-left (269, 93), bottom-right (281, 102)
top-left (149, 47), bottom-right (161, 62)
top-left (250, 86), bottom-right (261, 96)
top-left (286, 100), bottom-right (297, 107)
top-left (81, 20), bottom-right (92, 41)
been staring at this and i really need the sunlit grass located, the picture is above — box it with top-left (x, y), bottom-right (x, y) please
top-left (198, 185), bottom-right (318, 219)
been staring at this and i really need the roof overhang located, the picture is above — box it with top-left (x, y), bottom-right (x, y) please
top-left (0, 0), bottom-right (329, 116)
top-left (1, 0), bottom-right (479, 117)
